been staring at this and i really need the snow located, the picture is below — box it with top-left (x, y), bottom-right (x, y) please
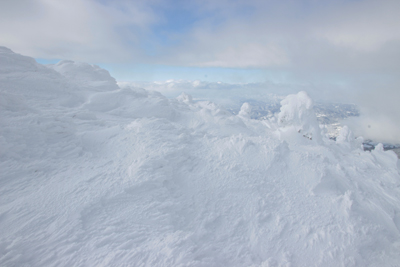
top-left (50, 60), bottom-right (119, 92)
top-left (238, 102), bottom-right (251, 118)
top-left (1, 46), bottom-right (400, 266)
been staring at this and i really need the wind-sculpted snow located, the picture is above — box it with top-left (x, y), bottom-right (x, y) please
top-left (1, 48), bottom-right (400, 266)
top-left (277, 91), bottom-right (322, 144)
top-left (50, 60), bottom-right (119, 92)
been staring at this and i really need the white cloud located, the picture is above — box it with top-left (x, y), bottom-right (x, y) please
top-left (2, 0), bottom-right (400, 71)
top-left (313, 0), bottom-right (400, 52)
top-left (0, 0), bottom-right (157, 62)
top-left (149, 0), bottom-right (400, 72)
top-left (195, 43), bottom-right (289, 68)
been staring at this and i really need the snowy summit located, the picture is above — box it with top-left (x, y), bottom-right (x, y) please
top-left (1, 47), bottom-right (400, 266)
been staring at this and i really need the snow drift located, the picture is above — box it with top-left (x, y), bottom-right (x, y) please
top-left (1, 47), bottom-right (400, 266)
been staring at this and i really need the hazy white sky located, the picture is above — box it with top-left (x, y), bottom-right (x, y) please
top-left (1, 0), bottom-right (400, 142)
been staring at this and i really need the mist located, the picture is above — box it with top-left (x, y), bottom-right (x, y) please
top-left (345, 79), bottom-right (400, 144)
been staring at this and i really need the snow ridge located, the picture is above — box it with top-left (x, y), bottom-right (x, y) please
top-left (1, 47), bottom-right (400, 267)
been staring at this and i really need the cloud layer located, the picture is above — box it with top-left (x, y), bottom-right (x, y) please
top-left (0, 0), bottom-right (158, 62)
top-left (1, 0), bottom-right (399, 71)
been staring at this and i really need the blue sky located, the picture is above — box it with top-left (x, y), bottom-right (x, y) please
top-left (97, 64), bottom-right (270, 84)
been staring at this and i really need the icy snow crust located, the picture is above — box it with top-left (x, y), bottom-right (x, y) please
top-left (1, 47), bottom-right (400, 266)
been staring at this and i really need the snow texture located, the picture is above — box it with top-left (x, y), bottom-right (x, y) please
top-left (1, 46), bottom-right (400, 267)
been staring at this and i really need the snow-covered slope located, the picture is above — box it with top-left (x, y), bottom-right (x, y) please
top-left (1, 47), bottom-right (400, 266)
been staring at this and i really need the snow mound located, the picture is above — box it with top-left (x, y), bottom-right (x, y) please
top-left (1, 48), bottom-right (400, 267)
top-left (277, 91), bottom-right (322, 143)
top-left (336, 125), bottom-right (363, 150)
top-left (176, 92), bottom-right (193, 104)
top-left (238, 102), bottom-right (252, 118)
top-left (0, 47), bottom-right (83, 110)
top-left (50, 60), bottom-right (118, 91)
top-left (0, 46), bottom-right (41, 73)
